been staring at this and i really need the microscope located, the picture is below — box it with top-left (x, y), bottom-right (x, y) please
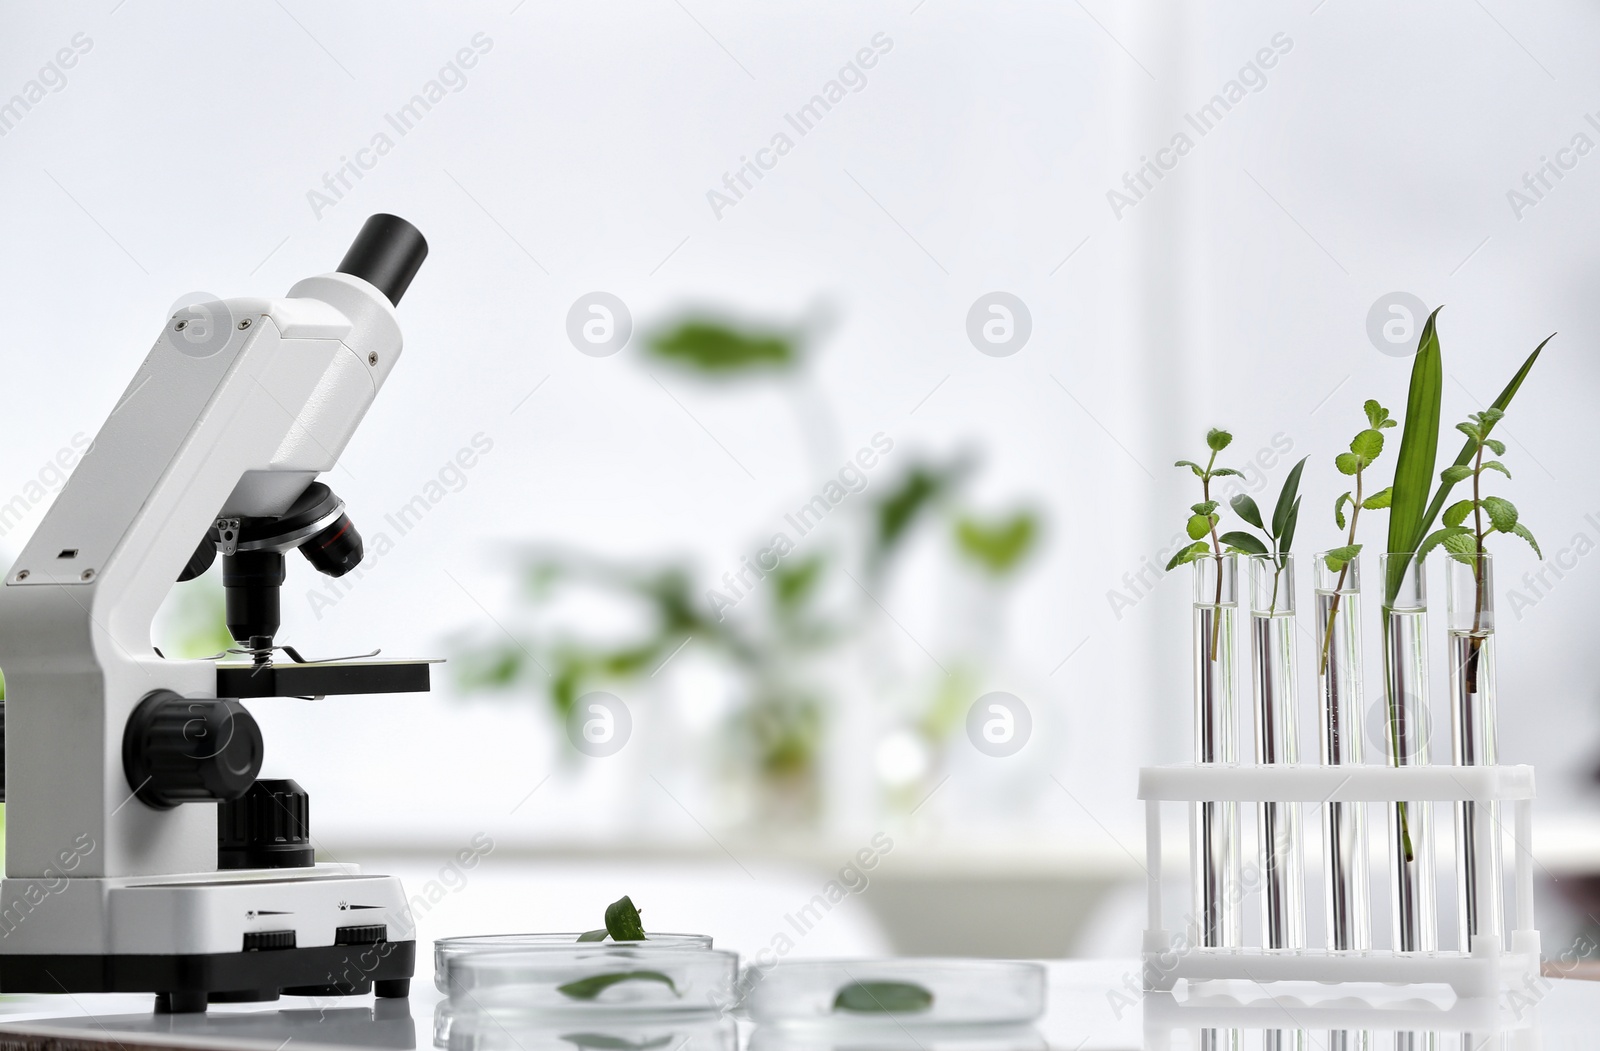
top-left (0, 215), bottom-right (434, 1012)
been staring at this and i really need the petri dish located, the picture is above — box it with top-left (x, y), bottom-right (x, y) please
top-left (434, 1001), bottom-right (738, 1051)
top-left (438, 941), bottom-right (738, 1021)
top-left (748, 1023), bottom-right (1047, 1051)
top-left (741, 959), bottom-right (1046, 1028)
top-left (436, 933), bottom-right (714, 994)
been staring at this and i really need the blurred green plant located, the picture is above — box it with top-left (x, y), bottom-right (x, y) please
top-left (648, 316), bottom-right (798, 375)
top-left (162, 578), bottom-right (235, 659)
top-left (453, 313), bottom-right (1042, 826)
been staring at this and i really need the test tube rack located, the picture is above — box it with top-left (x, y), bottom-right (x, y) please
top-left (1139, 762), bottom-right (1538, 996)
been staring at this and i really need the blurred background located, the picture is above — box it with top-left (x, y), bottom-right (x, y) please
top-left (2, 0), bottom-right (1600, 963)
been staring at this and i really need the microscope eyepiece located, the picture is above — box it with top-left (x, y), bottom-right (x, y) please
top-left (337, 213), bottom-right (428, 306)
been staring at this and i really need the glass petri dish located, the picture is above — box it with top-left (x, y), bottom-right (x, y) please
top-left (436, 934), bottom-right (714, 994)
top-left (741, 959), bottom-right (1046, 1028)
top-left (434, 1001), bottom-right (739, 1051)
top-left (748, 1023), bottom-right (1047, 1051)
top-left (439, 942), bottom-right (738, 1021)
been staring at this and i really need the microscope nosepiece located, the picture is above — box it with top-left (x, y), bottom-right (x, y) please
top-left (300, 512), bottom-right (363, 578)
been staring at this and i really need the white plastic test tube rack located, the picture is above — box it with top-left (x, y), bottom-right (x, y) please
top-left (1139, 763), bottom-right (1538, 996)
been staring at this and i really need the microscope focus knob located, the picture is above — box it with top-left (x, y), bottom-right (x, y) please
top-left (219, 778), bottom-right (314, 869)
top-left (122, 691), bottom-right (264, 809)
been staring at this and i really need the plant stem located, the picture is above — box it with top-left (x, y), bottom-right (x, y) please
top-left (1466, 443), bottom-right (1486, 697)
top-left (1319, 469), bottom-right (1363, 674)
top-left (1203, 456), bottom-right (1223, 662)
top-left (1382, 611), bottom-right (1418, 863)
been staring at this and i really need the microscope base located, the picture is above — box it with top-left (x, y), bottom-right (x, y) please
top-left (0, 941), bottom-right (416, 1011)
top-left (0, 865), bottom-right (416, 1011)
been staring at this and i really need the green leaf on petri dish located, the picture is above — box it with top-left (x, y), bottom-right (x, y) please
top-left (833, 980), bottom-right (935, 1014)
top-left (604, 896), bottom-right (647, 941)
top-left (557, 971), bottom-right (678, 1001)
top-left (560, 1035), bottom-right (676, 1051)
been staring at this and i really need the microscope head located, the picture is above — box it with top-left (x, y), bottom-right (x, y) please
top-left (164, 215), bottom-right (429, 658)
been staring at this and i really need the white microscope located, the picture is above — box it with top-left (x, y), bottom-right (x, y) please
top-left (0, 214), bottom-right (433, 1012)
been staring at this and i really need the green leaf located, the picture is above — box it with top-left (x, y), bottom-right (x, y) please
top-left (1186, 514), bottom-right (1213, 541)
top-left (1481, 495), bottom-right (1518, 533)
top-left (647, 319), bottom-right (794, 374)
top-left (1218, 531), bottom-right (1268, 556)
top-left (833, 981), bottom-right (935, 1014)
top-left (1192, 500), bottom-right (1221, 516)
top-left (1442, 530), bottom-right (1479, 564)
top-left (1440, 465), bottom-right (1473, 485)
top-left (1485, 437), bottom-right (1506, 456)
top-left (1455, 421), bottom-right (1482, 442)
top-left (1362, 487), bottom-right (1393, 511)
top-left (1165, 541), bottom-right (1210, 571)
top-left (1480, 460), bottom-right (1512, 479)
top-left (1511, 522), bottom-right (1542, 558)
top-left (558, 971), bottom-right (678, 1001)
top-left (954, 512), bottom-right (1038, 576)
top-left (1418, 525), bottom-right (1472, 561)
top-left (1229, 494), bottom-right (1264, 530)
top-left (1334, 492), bottom-right (1352, 530)
top-left (1412, 333), bottom-right (1549, 592)
top-left (1443, 499), bottom-right (1476, 529)
top-left (560, 1035), bottom-right (675, 1051)
top-left (1323, 544), bottom-right (1362, 572)
top-left (1364, 399), bottom-right (1394, 429)
top-left (1174, 460), bottom-right (1205, 479)
top-left (1350, 429), bottom-right (1384, 462)
top-left (871, 463), bottom-right (961, 561)
top-left (604, 896), bottom-right (647, 941)
top-left (576, 929), bottom-right (610, 942)
top-left (1335, 452), bottom-right (1362, 476)
top-left (773, 554), bottom-right (825, 610)
top-left (1385, 307), bottom-right (1446, 605)
top-left (1210, 468), bottom-right (1244, 477)
top-left (1206, 428), bottom-right (1233, 452)
top-left (1272, 457), bottom-right (1308, 539)
top-left (1279, 496), bottom-right (1302, 554)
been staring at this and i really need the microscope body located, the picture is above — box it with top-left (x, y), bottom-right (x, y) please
top-left (0, 217), bottom-right (428, 1009)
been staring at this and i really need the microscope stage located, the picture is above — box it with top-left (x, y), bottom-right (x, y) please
top-left (217, 659), bottom-right (435, 699)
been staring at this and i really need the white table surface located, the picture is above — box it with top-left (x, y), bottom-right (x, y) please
top-left (0, 959), bottom-right (1590, 1050)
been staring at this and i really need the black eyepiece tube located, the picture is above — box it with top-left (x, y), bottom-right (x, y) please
top-left (337, 213), bottom-right (428, 306)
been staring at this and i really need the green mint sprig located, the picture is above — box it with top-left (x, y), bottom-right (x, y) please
top-left (1166, 428), bottom-right (1245, 661)
top-left (1218, 456), bottom-right (1308, 613)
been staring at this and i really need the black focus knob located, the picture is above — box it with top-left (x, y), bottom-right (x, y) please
top-left (219, 778), bottom-right (314, 869)
top-left (123, 690), bottom-right (263, 809)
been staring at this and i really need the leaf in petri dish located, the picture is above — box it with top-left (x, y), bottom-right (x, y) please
top-left (832, 980), bottom-right (934, 1014)
top-left (557, 971), bottom-right (678, 1001)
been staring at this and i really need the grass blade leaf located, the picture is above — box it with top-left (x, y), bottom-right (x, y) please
top-left (1271, 457), bottom-right (1308, 538)
top-left (1384, 307), bottom-right (1444, 605)
top-left (1414, 333), bottom-right (1550, 556)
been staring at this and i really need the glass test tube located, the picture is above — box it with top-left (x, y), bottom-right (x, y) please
top-left (1447, 552), bottom-right (1503, 952)
top-left (1250, 554), bottom-right (1305, 952)
top-left (1315, 551), bottom-right (1372, 952)
top-left (1193, 553), bottom-right (1241, 949)
top-left (1380, 553), bottom-right (1437, 953)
